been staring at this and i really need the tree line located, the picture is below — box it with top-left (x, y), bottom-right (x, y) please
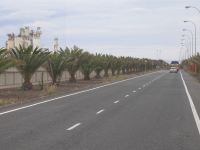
top-left (181, 53), bottom-right (200, 73)
top-left (0, 45), bottom-right (167, 90)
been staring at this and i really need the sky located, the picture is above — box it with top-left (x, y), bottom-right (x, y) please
top-left (0, 0), bottom-right (200, 62)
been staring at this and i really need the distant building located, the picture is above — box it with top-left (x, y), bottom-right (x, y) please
top-left (6, 26), bottom-right (42, 50)
top-left (53, 38), bottom-right (59, 52)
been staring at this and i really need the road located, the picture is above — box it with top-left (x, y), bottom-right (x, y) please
top-left (0, 71), bottom-right (200, 150)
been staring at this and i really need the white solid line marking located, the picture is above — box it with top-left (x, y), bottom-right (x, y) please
top-left (132, 90), bottom-right (136, 93)
top-left (0, 71), bottom-right (163, 116)
top-left (125, 94), bottom-right (129, 98)
top-left (114, 100), bottom-right (119, 104)
top-left (66, 123), bottom-right (82, 131)
top-left (96, 109), bottom-right (104, 114)
top-left (180, 71), bottom-right (200, 135)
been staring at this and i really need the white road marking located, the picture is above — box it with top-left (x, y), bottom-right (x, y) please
top-left (0, 71), bottom-right (163, 116)
top-left (114, 100), bottom-right (119, 104)
top-left (138, 88), bottom-right (142, 90)
top-left (125, 95), bottom-right (129, 98)
top-left (66, 123), bottom-right (82, 131)
top-left (96, 109), bottom-right (104, 114)
top-left (132, 90), bottom-right (136, 93)
top-left (180, 71), bottom-right (200, 135)
top-left (143, 85), bottom-right (146, 87)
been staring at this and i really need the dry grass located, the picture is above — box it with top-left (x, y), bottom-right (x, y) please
top-left (0, 99), bottom-right (17, 106)
top-left (45, 85), bottom-right (57, 95)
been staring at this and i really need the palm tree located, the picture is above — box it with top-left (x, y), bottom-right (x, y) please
top-left (80, 52), bottom-right (94, 80)
top-left (61, 46), bottom-right (83, 82)
top-left (0, 48), bottom-right (12, 74)
top-left (102, 55), bottom-right (111, 77)
top-left (45, 51), bottom-right (68, 85)
top-left (93, 54), bottom-right (104, 78)
top-left (116, 58), bottom-right (122, 75)
top-left (110, 56), bottom-right (118, 76)
top-left (120, 57), bottom-right (126, 74)
top-left (10, 45), bottom-right (50, 90)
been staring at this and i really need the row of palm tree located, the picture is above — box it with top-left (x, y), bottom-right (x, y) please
top-left (0, 45), bottom-right (165, 90)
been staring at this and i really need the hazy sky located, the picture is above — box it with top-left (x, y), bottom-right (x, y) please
top-left (0, 0), bottom-right (200, 61)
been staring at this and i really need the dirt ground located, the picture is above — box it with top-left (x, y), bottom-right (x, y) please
top-left (0, 72), bottom-right (148, 107)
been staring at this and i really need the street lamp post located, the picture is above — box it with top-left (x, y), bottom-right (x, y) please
top-left (182, 34), bottom-right (192, 58)
top-left (184, 20), bottom-right (197, 55)
top-left (183, 29), bottom-right (194, 56)
top-left (180, 42), bottom-right (186, 59)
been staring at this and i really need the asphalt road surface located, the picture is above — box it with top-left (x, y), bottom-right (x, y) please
top-left (0, 70), bottom-right (200, 150)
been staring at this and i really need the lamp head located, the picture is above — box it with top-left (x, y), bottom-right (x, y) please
top-left (185, 6), bottom-right (191, 9)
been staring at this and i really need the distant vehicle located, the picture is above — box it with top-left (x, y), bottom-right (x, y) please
top-left (169, 67), bottom-right (178, 73)
top-left (169, 61), bottom-right (179, 73)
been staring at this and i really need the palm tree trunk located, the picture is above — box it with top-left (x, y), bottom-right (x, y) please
top-left (95, 71), bottom-right (101, 79)
top-left (23, 75), bottom-right (33, 90)
top-left (111, 69), bottom-right (115, 76)
top-left (117, 69), bottom-right (120, 75)
top-left (104, 69), bottom-right (109, 77)
top-left (84, 72), bottom-right (90, 80)
top-left (69, 72), bottom-right (76, 82)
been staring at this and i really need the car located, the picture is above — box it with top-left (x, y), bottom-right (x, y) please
top-left (169, 67), bottom-right (178, 73)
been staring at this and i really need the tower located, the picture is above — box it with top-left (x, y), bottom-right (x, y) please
top-left (53, 38), bottom-right (59, 52)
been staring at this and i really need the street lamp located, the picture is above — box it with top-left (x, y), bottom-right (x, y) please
top-left (184, 20), bottom-right (197, 55)
top-left (185, 6), bottom-right (200, 13)
top-left (182, 28), bottom-right (194, 56)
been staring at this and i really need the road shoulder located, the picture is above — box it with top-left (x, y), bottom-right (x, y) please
top-left (182, 71), bottom-right (200, 118)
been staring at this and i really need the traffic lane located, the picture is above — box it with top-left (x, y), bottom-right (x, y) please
top-left (57, 73), bottom-right (200, 150)
top-left (0, 71), bottom-right (165, 150)
top-left (0, 71), bottom-right (165, 114)
top-left (0, 71), bottom-right (165, 126)
top-left (0, 72), bottom-right (165, 150)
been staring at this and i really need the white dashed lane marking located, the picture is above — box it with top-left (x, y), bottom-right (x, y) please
top-left (66, 123), bottom-right (82, 131)
top-left (125, 95), bottom-right (129, 98)
top-left (114, 100), bottom-right (119, 104)
top-left (96, 109), bottom-right (105, 115)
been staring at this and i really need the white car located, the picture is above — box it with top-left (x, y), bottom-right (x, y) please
top-left (169, 67), bottom-right (178, 73)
